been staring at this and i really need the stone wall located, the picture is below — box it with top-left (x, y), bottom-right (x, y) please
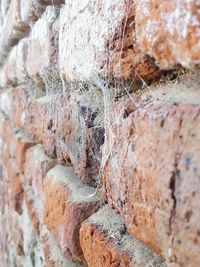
top-left (0, 0), bottom-right (199, 266)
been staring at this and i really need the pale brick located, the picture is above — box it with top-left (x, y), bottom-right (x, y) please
top-left (0, 0), bottom-right (29, 64)
top-left (15, 38), bottom-right (29, 84)
top-left (17, 200), bottom-right (45, 267)
top-left (24, 144), bottom-right (56, 194)
top-left (26, 6), bottom-right (60, 89)
top-left (103, 98), bottom-right (200, 266)
top-left (59, 1), bottom-right (161, 83)
top-left (80, 206), bottom-right (166, 267)
top-left (20, 0), bottom-right (46, 25)
top-left (43, 165), bottom-right (100, 263)
top-left (40, 227), bottom-right (84, 267)
top-left (0, 0), bottom-right (10, 22)
top-left (24, 190), bottom-right (41, 235)
top-left (0, 38), bottom-right (28, 88)
top-left (1, 44), bottom-right (18, 87)
top-left (135, 0), bottom-right (200, 69)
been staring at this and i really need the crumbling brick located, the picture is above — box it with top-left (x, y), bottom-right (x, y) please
top-left (135, 0), bottom-right (200, 69)
top-left (80, 206), bottom-right (166, 267)
top-left (103, 98), bottom-right (200, 265)
top-left (43, 164), bottom-right (100, 263)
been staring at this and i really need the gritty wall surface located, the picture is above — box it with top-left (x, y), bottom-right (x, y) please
top-left (0, 0), bottom-right (199, 266)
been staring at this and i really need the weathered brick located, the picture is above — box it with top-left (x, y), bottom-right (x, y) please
top-left (17, 200), bottom-right (45, 267)
top-left (24, 190), bottom-right (41, 235)
top-left (1, 168), bottom-right (11, 213)
top-left (4, 159), bottom-right (23, 213)
top-left (1, 44), bottom-right (18, 87)
top-left (135, 0), bottom-right (200, 69)
top-left (80, 206), bottom-right (166, 267)
top-left (37, 0), bottom-right (64, 5)
top-left (11, 129), bottom-right (33, 174)
top-left (103, 98), bottom-right (200, 266)
top-left (40, 227), bottom-right (83, 267)
top-left (24, 144), bottom-right (56, 233)
top-left (1, 118), bottom-right (13, 159)
top-left (0, 113), bottom-right (6, 159)
top-left (55, 92), bottom-right (104, 186)
top-left (24, 144), bottom-right (56, 194)
top-left (12, 216), bottom-right (24, 257)
top-left (26, 6), bottom-right (60, 89)
top-left (26, 92), bottom-right (104, 186)
top-left (59, 1), bottom-right (161, 83)
top-left (26, 95), bottom-right (58, 157)
top-left (0, 87), bottom-right (42, 128)
top-left (20, 0), bottom-right (46, 25)
top-left (0, 0), bottom-right (10, 23)
top-left (0, 38), bottom-right (29, 88)
top-left (0, 0), bottom-right (29, 64)
top-left (43, 165), bottom-right (100, 263)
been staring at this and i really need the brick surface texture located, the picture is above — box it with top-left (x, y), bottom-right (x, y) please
top-left (0, 0), bottom-right (199, 267)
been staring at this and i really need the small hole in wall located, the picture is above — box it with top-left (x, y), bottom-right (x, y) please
top-left (185, 210), bottom-right (193, 222)
top-left (123, 107), bottom-right (134, 118)
top-left (90, 230), bottom-right (94, 236)
top-left (160, 119), bottom-right (165, 128)
top-left (129, 127), bottom-right (134, 136)
top-left (47, 119), bottom-right (53, 130)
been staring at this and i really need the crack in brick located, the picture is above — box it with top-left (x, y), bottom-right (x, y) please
top-left (169, 171), bottom-right (176, 234)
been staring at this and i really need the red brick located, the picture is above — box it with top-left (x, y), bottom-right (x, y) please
top-left (26, 95), bottom-right (58, 157)
top-left (43, 165), bottom-right (100, 263)
top-left (5, 159), bottom-right (23, 214)
top-left (1, 118), bottom-right (12, 158)
top-left (103, 98), bottom-right (200, 266)
top-left (0, 116), bottom-right (33, 170)
top-left (135, 0), bottom-right (200, 69)
top-left (80, 206), bottom-right (166, 267)
top-left (12, 129), bottom-right (34, 174)
top-left (55, 92), bottom-right (104, 186)
top-left (59, 1), bottom-right (161, 83)
top-left (24, 144), bottom-right (56, 233)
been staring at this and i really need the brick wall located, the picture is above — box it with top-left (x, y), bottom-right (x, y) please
top-left (0, 0), bottom-right (199, 266)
